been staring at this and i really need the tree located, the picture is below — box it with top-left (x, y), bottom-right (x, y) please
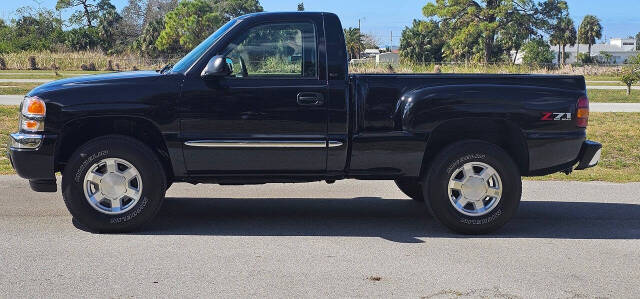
top-left (155, 0), bottom-right (263, 53)
top-left (120, 0), bottom-right (146, 39)
top-left (578, 15), bottom-right (602, 58)
top-left (423, 0), bottom-right (568, 63)
top-left (361, 33), bottom-right (378, 50)
top-left (297, 2), bottom-right (304, 11)
top-left (400, 20), bottom-right (444, 64)
top-left (133, 18), bottom-right (165, 56)
top-left (636, 32), bottom-right (640, 51)
top-left (56, 0), bottom-right (99, 27)
top-left (156, 0), bottom-right (224, 52)
top-left (142, 0), bottom-right (178, 27)
top-left (212, 0), bottom-right (263, 21)
top-left (621, 72), bottom-right (638, 95)
top-left (8, 7), bottom-right (65, 52)
top-left (550, 17), bottom-right (576, 65)
top-left (96, 0), bottom-right (122, 53)
top-left (621, 55), bottom-right (640, 95)
top-left (65, 27), bottom-right (100, 50)
top-left (497, 12), bottom-right (536, 64)
top-left (343, 27), bottom-right (363, 60)
top-left (522, 38), bottom-right (554, 66)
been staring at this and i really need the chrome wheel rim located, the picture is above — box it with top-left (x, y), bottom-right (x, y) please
top-left (448, 162), bottom-right (502, 217)
top-left (83, 158), bottom-right (143, 215)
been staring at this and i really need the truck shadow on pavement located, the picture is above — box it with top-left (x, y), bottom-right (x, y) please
top-left (126, 197), bottom-right (640, 243)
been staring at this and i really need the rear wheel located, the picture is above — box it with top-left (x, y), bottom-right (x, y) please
top-left (394, 178), bottom-right (424, 202)
top-left (424, 140), bottom-right (521, 234)
top-left (61, 135), bottom-right (167, 233)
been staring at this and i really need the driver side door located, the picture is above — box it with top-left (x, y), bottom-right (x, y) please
top-left (180, 20), bottom-right (329, 175)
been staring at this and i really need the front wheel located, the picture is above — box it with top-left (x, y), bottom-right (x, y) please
top-left (61, 135), bottom-right (167, 233)
top-left (424, 140), bottom-right (522, 234)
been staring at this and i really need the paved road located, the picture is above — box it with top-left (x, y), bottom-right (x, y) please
top-left (0, 95), bottom-right (22, 105)
top-left (587, 85), bottom-right (640, 90)
top-left (1, 175), bottom-right (639, 298)
top-left (591, 103), bottom-right (640, 112)
top-left (0, 78), bottom-right (53, 83)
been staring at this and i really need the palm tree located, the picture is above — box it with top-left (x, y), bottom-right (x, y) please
top-left (578, 15), bottom-right (602, 58)
top-left (551, 17), bottom-right (577, 66)
top-left (343, 27), bottom-right (363, 60)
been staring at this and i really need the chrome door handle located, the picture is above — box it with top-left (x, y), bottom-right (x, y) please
top-left (297, 92), bottom-right (324, 106)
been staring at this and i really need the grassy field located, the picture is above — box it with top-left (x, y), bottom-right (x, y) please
top-left (588, 89), bottom-right (640, 103)
top-left (532, 113), bottom-right (640, 183)
top-left (0, 106), bottom-right (637, 182)
top-left (584, 75), bottom-right (621, 82)
top-left (0, 83), bottom-right (40, 95)
top-left (0, 106), bottom-right (19, 174)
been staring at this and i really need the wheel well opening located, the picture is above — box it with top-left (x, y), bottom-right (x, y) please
top-left (420, 119), bottom-right (529, 177)
top-left (55, 117), bottom-right (173, 181)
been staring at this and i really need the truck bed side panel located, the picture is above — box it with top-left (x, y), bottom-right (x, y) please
top-left (348, 74), bottom-right (587, 177)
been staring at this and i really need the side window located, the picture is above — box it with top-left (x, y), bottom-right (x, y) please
top-left (223, 22), bottom-right (317, 78)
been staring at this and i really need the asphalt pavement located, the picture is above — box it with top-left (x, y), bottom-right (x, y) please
top-left (1, 175), bottom-right (639, 298)
top-left (587, 85), bottom-right (640, 90)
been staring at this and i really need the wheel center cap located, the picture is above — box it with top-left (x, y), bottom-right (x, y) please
top-left (462, 177), bottom-right (487, 200)
top-left (100, 173), bottom-right (126, 199)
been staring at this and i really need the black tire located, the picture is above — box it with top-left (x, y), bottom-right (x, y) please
top-left (423, 140), bottom-right (521, 234)
top-left (61, 135), bottom-right (167, 233)
top-left (394, 178), bottom-right (424, 202)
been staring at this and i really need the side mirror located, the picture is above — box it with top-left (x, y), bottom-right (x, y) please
top-left (201, 55), bottom-right (231, 79)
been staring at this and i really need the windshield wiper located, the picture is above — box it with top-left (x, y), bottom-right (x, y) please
top-left (159, 63), bottom-right (174, 74)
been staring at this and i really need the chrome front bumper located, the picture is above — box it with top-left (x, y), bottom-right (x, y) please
top-left (9, 133), bottom-right (43, 149)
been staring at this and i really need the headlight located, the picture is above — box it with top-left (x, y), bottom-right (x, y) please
top-left (20, 96), bottom-right (46, 132)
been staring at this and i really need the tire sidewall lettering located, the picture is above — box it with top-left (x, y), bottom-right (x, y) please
top-left (109, 195), bottom-right (149, 224)
top-left (74, 150), bottom-right (109, 183)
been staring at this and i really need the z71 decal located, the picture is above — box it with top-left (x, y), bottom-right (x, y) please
top-left (541, 112), bottom-right (572, 121)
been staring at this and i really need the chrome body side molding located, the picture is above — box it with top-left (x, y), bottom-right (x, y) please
top-left (185, 140), bottom-right (344, 148)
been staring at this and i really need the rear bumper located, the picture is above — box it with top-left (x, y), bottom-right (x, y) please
top-left (7, 133), bottom-right (58, 192)
top-left (574, 140), bottom-right (602, 170)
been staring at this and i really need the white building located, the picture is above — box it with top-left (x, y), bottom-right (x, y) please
top-left (513, 38), bottom-right (639, 65)
top-left (375, 52), bottom-right (399, 64)
top-left (362, 49), bottom-right (381, 58)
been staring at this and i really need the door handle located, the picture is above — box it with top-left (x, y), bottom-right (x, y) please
top-left (297, 92), bottom-right (324, 106)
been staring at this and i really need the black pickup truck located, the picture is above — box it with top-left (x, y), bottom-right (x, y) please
top-left (8, 12), bottom-right (601, 234)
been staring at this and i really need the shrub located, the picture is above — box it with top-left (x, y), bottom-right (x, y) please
top-left (28, 56), bottom-right (38, 70)
top-left (522, 39), bottom-right (554, 66)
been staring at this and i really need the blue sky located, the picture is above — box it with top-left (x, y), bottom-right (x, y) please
top-left (1, 0), bottom-right (638, 46)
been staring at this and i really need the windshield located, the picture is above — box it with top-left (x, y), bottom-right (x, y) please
top-left (170, 19), bottom-right (238, 74)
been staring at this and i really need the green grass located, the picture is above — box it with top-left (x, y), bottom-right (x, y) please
top-left (529, 113), bottom-right (640, 183)
top-left (588, 89), bottom-right (640, 103)
top-left (584, 75), bottom-right (621, 82)
top-left (0, 83), bottom-right (40, 95)
top-left (0, 106), bottom-right (19, 174)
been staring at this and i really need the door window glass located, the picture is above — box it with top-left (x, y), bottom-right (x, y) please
top-left (223, 22), bottom-right (317, 78)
